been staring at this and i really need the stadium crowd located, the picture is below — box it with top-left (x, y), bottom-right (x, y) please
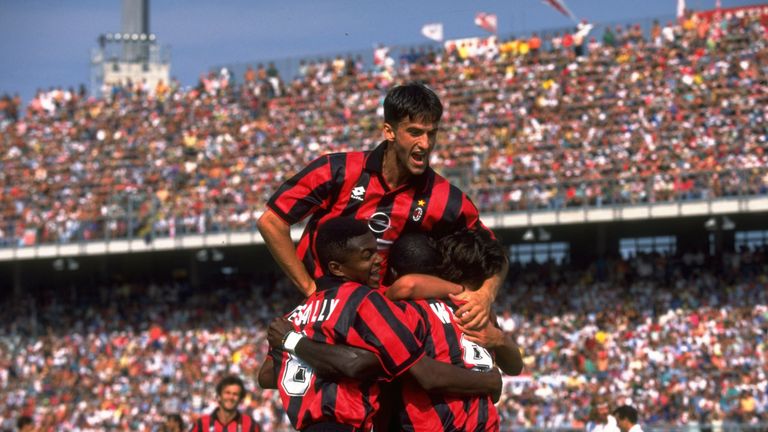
top-left (1, 10), bottom-right (767, 247)
top-left (0, 246), bottom-right (765, 431)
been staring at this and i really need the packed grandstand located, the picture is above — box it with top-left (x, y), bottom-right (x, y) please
top-left (0, 8), bottom-right (766, 246)
top-left (0, 6), bottom-right (767, 432)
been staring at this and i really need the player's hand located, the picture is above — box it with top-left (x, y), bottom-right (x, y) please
top-left (267, 317), bottom-right (294, 348)
top-left (459, 322), bottom-right (503, 349)
top-left (450, 289), bottom-right (492, 330)
top-left (303, 280), bottom-right (317, 297)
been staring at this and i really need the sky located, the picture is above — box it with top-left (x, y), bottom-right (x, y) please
top-left (0, 0), bottom-right (763, 102)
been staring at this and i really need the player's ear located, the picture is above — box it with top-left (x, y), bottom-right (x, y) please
top-left (383, 122), bottom-right (395, 141)
top-left (328, 260), bottom-right (345, 277)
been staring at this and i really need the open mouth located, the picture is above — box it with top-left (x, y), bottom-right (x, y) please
top-left (370, 266), bottom-right (381, 285)
top-left (411, 152), bottom-right (426, 166)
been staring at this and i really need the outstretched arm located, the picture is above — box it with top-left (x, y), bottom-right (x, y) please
top-left (257, 209), bottom-right (316, 297)
top-left (386, 274), bottom-right (463, 301)
top-left (407, 356), bottom-right (502, 403)
top-left (267, 317), bottom-right (381, 380)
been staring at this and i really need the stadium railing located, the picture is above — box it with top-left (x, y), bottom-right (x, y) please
top-left (0, 167), bottom-right (765, 249)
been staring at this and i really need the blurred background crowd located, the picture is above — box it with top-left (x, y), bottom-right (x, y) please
top-left (0, 10), bottom-right (766, 246)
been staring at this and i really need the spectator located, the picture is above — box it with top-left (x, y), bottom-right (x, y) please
top-left (613, 405), bottom-right (643, 432)
top-left (16, 416), bottom-right (34, 432)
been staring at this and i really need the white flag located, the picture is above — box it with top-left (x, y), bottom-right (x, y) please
top-left (677, 0), bottom-right (686, 18)
top-left (421, 22), bottom-right (444, 42)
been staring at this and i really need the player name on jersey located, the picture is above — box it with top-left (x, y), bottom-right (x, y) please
top-left (287, 298), bottom-right (341, 326)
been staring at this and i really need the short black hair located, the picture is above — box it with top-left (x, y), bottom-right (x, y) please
top-left (315, 217), bottom-right (371, 272)
top-left (216, 375), bottom-right (246, 402)
top-left (384, 82), bottom-right (443, 128)
top-left (164, 413), bottom-right (184, 431)
top-left (438, 228), bottom-right (507, 289)
top-left (17, 416), bottom-right (33, 429)
top-left (612, 405), bottom-right (639, 424)
top-left (387, 232), bottom-right (442, 284)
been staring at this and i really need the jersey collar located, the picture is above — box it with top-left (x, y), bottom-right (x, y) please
top-left (211, 408), bottom-right (241, 427)
top-left (365, 140), bottom-right (434, 192)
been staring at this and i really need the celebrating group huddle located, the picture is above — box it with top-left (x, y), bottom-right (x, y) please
top-left (252, 83), bottom-right (523, 432)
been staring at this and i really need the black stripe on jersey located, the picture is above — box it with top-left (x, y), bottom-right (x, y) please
top-left (360, 380), bottom-right (375, 427)
top-left (287, 385), bottom-right (305, 426)
top-left (267, 155), bottom-right (330, 223)
top-left (328, 153), bottom-right (348, 208)
top-left (367, 293), bottom-right (422, 349)
top-left (320, 381), bottom-right (338, 419)
top-left (477, 396), bottom-right (489, 430)
top-left (332, 286), bottom-right (370, 338)
top-left (302, 222), bottom-right (319, 278)
top-left (287, 178), bottom-right (334, 223)
top-left (298, 379), bottom-right (323, 428)
top-left (340, 170), bottom-right (371, 217)
top-left (394, 388), bottom-right (415, 432)
top-left (431, 185), bottom-right (464, 238)
top-left (439, 299), bottom-right (465, 366)
top-left (354, 294), bottom-right (422, 373)
top-left (410, 301), bottom-right (436, 358)
top-left (433, 302), bottom-right (464, 367)
top-left (429, 393), bottom-right (457, 431)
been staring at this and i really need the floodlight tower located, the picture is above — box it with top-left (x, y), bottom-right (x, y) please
top-left (90, 0), bottom-right (170, 95)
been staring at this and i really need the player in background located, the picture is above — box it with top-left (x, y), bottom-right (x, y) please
top-left (257, 217), bottom-right (502, 431)
top-left (190, 375), bottom-right (259, 432)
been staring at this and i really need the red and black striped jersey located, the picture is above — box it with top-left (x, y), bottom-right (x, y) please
top-left (266, 141), bottom-right (488, 284)
top-left (396, 298), bottom-right (500, 432)
top-left (190, 409), bottom-right (260, 432)
top-left (269, 275), bottom-right (427, 431)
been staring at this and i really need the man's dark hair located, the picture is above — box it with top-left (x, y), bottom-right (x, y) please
top-left (17, 416), bottom-right (33, 429)
top-left (437, 228), bottom-right (507, 289)
top-left (612, 405), bottom-right (638, 424)
top-left (384, 82), bottom-right (443, 128)
top-left (386, 232), bottom-right (442, 285)
top-left (164, 413), bottom-right (184, 431)
top-left (315, 217), bottom-right (371, 272)
top-left (216, 375), bottom-right (246, 402)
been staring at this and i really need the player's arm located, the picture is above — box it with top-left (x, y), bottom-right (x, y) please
top-left (268, 317), bottom-right (382, 380)
top-left (407, 356), bottom-right (503, 402)
top-left (352, 293), bottom-right (501, 401)
top-left (258, 154), bottom-right (340, 297)
top-left (257, 209), bottom-right (316, 297)
top-left (386, 274), bottom-right (463, 301)
top-left (460, 317), bottom-right (523, 376)
top-left (257, 356), bottom-right (277, 389)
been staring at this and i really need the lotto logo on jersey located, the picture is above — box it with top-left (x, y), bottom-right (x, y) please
top-left (350, 186), bottom-right (365, 201)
